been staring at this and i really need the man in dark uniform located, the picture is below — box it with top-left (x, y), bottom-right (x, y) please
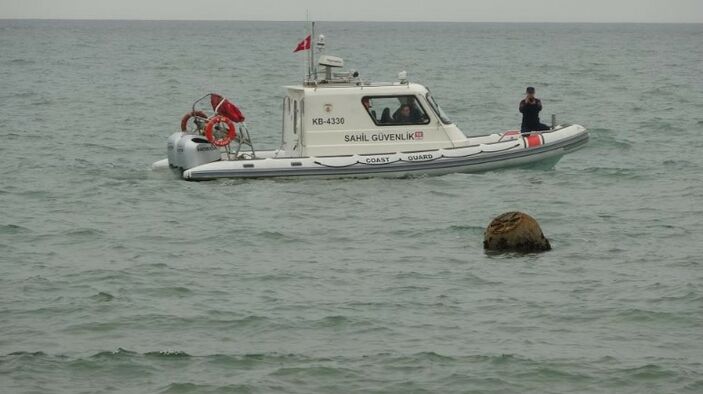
top-left (394, 104), bottom-right (413, 124)
top-left (519, 87), bottom-right (550, 134)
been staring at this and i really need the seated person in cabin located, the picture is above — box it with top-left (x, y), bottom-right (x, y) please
top-left (393, 104), bottom-right (413, 124)
top-left (392, 98), bottom-right (426, 123)
top-left (408, 100), bottom-right (426, 122)
top-left (362, 97), bottom-right (377, 121)
top-left (380, 107), bottom-right (392, 124)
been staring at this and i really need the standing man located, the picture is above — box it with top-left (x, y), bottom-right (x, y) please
top-left (519, 87), bottom-right (550, 134)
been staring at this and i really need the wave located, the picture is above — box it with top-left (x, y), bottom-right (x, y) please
top-left (581, 166), bottom-right (647, 180)
top-left (586, 128), bottom-right (633, 150)
top-left (159, 383), bottom-right (253, 394)
top-left (7, 351), bottom-right (48, 357)
top-left (611, 308), bottom-right (693, 323)
top-left (617, 364), bottom-right (678, 380)
top-left (2, 349), bottom-right (694, 393)
top-left (89, 292), bottom-right (115, 302)
top-left (254, 230), bottom-right (300, 243)
top-left (144, 351), bottom-right (192, 359)
top-left (62, 314), bottom-right (276, 335)
top-left (63, 228), bottom-right (105, 237)
top-left (446, 224), bottom-right (486, 235)
top-left (0, 223), bottom-right (31, 234)
top-left (90, 348), bottom-right (139, 359)
top-left (7, 58), bottom-right (36, 65)
top-left (2, 349), bottom-right (320, 366)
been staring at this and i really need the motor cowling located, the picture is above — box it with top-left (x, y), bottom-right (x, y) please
top-left (174, 134), bottom-right (221, 170)
top-left (167, 131), bottom-right (183, 168)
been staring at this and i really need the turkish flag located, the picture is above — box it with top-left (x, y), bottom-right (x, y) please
top-left (293, 35), bottom-right (311, 52)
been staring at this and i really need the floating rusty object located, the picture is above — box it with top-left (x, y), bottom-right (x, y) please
top-left (484, 212), bottom-right (551, 253)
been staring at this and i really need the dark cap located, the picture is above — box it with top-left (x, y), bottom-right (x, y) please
top-left (526, 87), bottom-right (535, 93)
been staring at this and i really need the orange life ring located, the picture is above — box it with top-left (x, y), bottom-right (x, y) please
top-left (205, 115), bottom-right (237, 147)
top-left (180, 111), bottom-right (208, 132)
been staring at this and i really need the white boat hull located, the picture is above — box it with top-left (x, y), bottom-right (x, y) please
top-left (165, 125), bottom-right (588, 181)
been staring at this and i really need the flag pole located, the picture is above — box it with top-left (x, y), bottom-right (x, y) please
top-left (305, 10), bottom-right (311, 81)
top-left (311, 21), bottom-right (316, 82)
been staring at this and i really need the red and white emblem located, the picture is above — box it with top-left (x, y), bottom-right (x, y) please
top-left (524, 134), bottom-right (544, 148)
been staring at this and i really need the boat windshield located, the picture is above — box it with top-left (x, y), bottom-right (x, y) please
top-left (426, 93), bottom-right (452, 124)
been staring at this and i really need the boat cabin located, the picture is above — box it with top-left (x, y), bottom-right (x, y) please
top-left (278, 56), bottom-right (467, 157)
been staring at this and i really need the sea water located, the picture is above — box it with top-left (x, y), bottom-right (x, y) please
top-left (1, 20), bottom-right (702, 393)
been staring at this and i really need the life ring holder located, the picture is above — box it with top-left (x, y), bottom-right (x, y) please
top-left (205, 115), bottom-right (237, 147)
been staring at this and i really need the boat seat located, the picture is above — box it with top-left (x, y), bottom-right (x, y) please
top-left (369, 109), bottom-right (377, 122)
top-left (380, 108), bottom-right (392, 124)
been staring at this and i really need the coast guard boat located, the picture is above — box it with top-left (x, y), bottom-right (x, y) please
top-left (153, 33), bottom-right (588, 181)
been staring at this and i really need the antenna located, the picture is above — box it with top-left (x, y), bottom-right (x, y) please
top-left (316, 33), bottom-right (325, 81)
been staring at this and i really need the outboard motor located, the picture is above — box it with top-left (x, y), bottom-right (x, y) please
top-left (176, 134), bottom-right (221, 170)
top-left (169, 93), bottom-right (250, 171)
top-left (167, 131), bottom-right (183, 168)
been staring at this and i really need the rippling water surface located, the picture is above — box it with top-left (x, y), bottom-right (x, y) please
top-left (1, 20), bottom-right (702, 393)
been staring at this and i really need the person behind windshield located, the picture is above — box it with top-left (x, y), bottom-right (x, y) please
top-left (408, 100), bottom-right (425, 122)
top-left (362, 97), bottom-right (377, 120)
top-left (394, 104), bottom-right (413, 124)
top-left (393, 98), bottom-right (424, 123)
top-left (519, 87), bottom-right (550, 134)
